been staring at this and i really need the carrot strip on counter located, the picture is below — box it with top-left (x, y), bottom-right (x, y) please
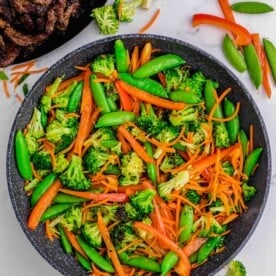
top-left (139, 9), bottom-right (161, 34)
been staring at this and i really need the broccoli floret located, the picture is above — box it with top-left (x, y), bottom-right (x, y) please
top-left (213, 122), bottom-right (230, 148)
top-left (116, 202), bottom-right (139, 221)
top-left (119, 152), bottom-right (144, 186)
top-left (156, 125), bottom-right (180, 143)
top-left (196, 216), bottom-right (226, 237)
top-left (60, 155), bottom-right (91, 191)
top-left (130, 189), bottom-right (156, 216)
top-left (186, 189), bottom-right (201, 204)
top-left (25, 132), bottom-right (40, 155)
top-left (222, 161), bottom-right (234, 176)
top-left (83, 147), bottom-right (111, 174)
top-left (104, 82), bottom-right (119, 108)
top-left (91, 54), bottom-right (116, 77)
top-left (113, 0), bottom-right (142, 22)
top-left (208, 198), bottom-right (225, 213)
top-left (60, 205), bottom-right (82, 232)
top-left (53, 153), bottom-right (69, 173)
top-left (179, 71), bottom-right (206, 98)
top-left (84, 128), bottom-right (116, 148)
top-left (52, 81), bottom-right (78, 109)
top-left (136, 115), bottom-right (167, 136)
top-left (163, 66), bottom-right (184, 91)
top-left (160, 152), bottom-right (184, 172)
top-left (91, 5), bottom-right (119, 35)
top-left (31, 149), bottom-right (52, 170)
top-left (169, 106), bottom-right (202, 127)
top-left (158, 171), bottom-right (189, 200)
top-left (81, 222), bottom-right (102, 247)
top-left (110, 222), bottom-right (139, 251)
top-left (242, 183), bottom-right (256, 202)
top-left (226, 260), bottom-right (246, 276)
top-left (25, 107), bottom-right (45, 139)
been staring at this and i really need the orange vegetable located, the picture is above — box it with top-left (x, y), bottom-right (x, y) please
top-left (140, 42), bottom-right (152, 65)
top-left (114, 80), bottom-right (133, 112)
top-left (139, 9), bottom-right (161, 34)
top-left (63, 228), bottom-right (87, 257)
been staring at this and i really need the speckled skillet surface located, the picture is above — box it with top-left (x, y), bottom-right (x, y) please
top-left (6, 34), bottom-right (271, 276)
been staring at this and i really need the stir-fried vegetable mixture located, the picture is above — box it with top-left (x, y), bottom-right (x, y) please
top-left (14, 39), bottom-right (262, 275)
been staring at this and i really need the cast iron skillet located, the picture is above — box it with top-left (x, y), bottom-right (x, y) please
top-left (6, 34), bottom-right (271, 276)
top-left (14, 0), bottom-right (107, 64)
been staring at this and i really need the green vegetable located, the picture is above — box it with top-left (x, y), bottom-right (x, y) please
top-left (160, 152), bottom-right (184, 173)
top-left (119, 72), bottom-right (168, 98)
top-left (53, 193), bottom-right (88, 204)
top-left (231, 1), bottom-right (274, 14)
top-left (238, 130), bottom-right (249, 158)
top-left (243, 43), bottom-right (263, 89)
top-left (114, 39), bottom-right (129, 73)
top-left (242, 182), bottom-right (257, 202)
top-left (0, 71), bottom-right (9, 80)
top-left (224, 98), bottom-right (240, 144)
top-left (263, 38), bottom-right (276, 82)
top-left (75, 252), bottom-right (91, 271)
top-left (77, 236), bottom-right (115, 273)
top-left (130, 189), bottom-right (155, 216)
top-left (90, 74), bottom-right (111, 114)
top-left (57, 224), bottom-right (72, 254)
top-left (197, 236), bottom-right (223, 263)
top-left (133, 54), bottom-right (185, 78)
top-left (186, 190), bottom-right (201, 205)
top-left (15, 130), bottom-right (33, 180)
top-left (179, 204), bottom-right (194, 244)
top-left (91, 54), bottom-right (115, 77)
top-left (243, 147), bottom-right (263, 178)
top-left (40, 203), bottom-right (73, 221)
top-left (31, 173), bottom-right (57, 206)
top-left (222, 34), bottom-right (247, 73)
top-left (226, 260), bottom-right (246, 276)
top-left (136, 114), bottom-right (167, 136)
top-left (60, 205), bottom-right (82, 232)
top-left (67, 81), bottom-right (83, 112)
top-left (169, 90), bottom-right (202, 104)
top-left (161, 251), bottom-right (179, 276)
top-left (31, 149), bottom-right (52, 171)
top-left (145, 142), bottom-right (157, 184)
top-left (95, 111), bottom-right (136, 127)
top-left (113, 0), bottom-right (142, 22)
top-left (91, 5), bottom-right (119, 35)
top-left (82, 222), bottom-right (102, 247)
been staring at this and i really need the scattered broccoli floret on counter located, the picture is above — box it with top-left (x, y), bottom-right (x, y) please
top-left (222, 161), bottom-right (235, 176)
top-left (242, 183), bottom-right (256, 202)
top-left (160, 152), bottom-right (184, 172)
top-left (130, 189), bottom-right (156, 216)
top-left (60, 205), bottom-right (82, 232)
top-left (213, 122), bottom-right (230, 148)
top-left (119, 151), bottom-right (144, 186)
top-left (31, 149), bottom-right (52, 170)
top-left (91, 54), bottom-right (116, 77)
top-left (83, 147), bottom-right (111, 174)
top-left (91, 5), bottom-right (119, 35)
top-left (226, 260), bottom-right (246, 276)
top-left (136, 114), bottom-right (167, 136)
top-left (59, 155), bottom-right (91, 191)
top-left (158, 171), bottom-right (189, 200)
top-left (113, 0), bottom-right (142, 22)
top-left (163, 66), bottom-right (184, 91)
top-left (81, 222), bottom-right (102, 247)
top-left (186, 189), bottom-right (201, 205)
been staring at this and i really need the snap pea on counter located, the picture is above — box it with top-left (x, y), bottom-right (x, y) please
top-left (14, 38), bottom-right (264, 275)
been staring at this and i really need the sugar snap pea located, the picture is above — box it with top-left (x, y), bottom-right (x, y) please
top-left (231, 1), bottom-right (274, 14)
top-left (169, 90), bottom-right (202, 104)
top-left (57, 224), bottom-right (72, 254)
top-left (114, 39), bottom-right (129, 73)
top-left (197, 236), bottom-right (222, 263)
top-left (95, 111), bottom-right (135, 127)
top-left (31, 173), bottom-right (57, 207)
top-left (224, 98), bottom-right (240, 144)
top-left (53, 193), bottom-right (89, 204)
top-left (161, 251), bottom-right (179, 276)
top-left (40, 203), bottom-right (74, 221)
top-left (222, 34), bottom-right (247, 73)
top-left (133, 54), bottom-right (185, 78)
top-left (238, 129), bottom-right (249, 159)
top-left (243, 43), bottom-right (263, 89)
top-left (77, 236), bottom-right (114, 273)
top-left (243, 147), bottom-right (263, 178)
top-left (263, 38), bottom-right (276, 82)
top-left (179, 204), bottom-right (194, 244)
top-left (119, 73), bottom-right (168, 98)
top-left (15, 130), bottom-right (33, 180)
top-left (145, 142), bottom-right (157, 184)
top-left (76, 252), bottom-right (91, 271)
top-left (90, 74), bottom-right (111, 114)
top-left (67, 81), bottom-right (83, 112)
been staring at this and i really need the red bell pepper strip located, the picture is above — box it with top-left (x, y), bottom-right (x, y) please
top-left (192, 13), bottom-right (251, 46)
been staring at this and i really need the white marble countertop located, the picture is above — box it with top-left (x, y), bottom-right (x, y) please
top-left (1, 0), bottom-right (276, 275)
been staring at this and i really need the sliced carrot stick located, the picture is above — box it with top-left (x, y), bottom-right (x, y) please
top-left (114, 81), bottom-right (133, 112)
top-left (140, 42), bottom-right (152, 65)
top-left (63, 228), bottom-right (87, 257)
top-left (183, 236), bottom-right (207, 256)
top-left (130, 45), bottom-right (140, 73)
top-left (27, 180), bottom-right (61, 230)
top-left (117, 125), bottom-right (155, 163)
top-left (3, 80), bottom-right (10, 98)
top-left (116, 80), bottom-right (185, 110)
top-left (139, 9), bottom-right (161, 34)
top-left (73, 70), bottom-right (93, 155)
top-left (134, 222), bottom-right (191, 276)
top-left (58, 74), bottom-right (84, 91)
top-left (97, 212), bottom-right (125, 276)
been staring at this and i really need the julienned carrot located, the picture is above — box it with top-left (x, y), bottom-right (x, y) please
top-left (11, 60), bottom-right (36, 71)
top-left (218, 0), bottom-right (235, 22)
top-left (117, 125), bottom-right (155, 163)
top-left (139, 8), bottom-right (161, 34)
top-left (130, 46), bottom-right (140, 73)
top-left (27, 180), bottom-right (61, 230)
top-left (63, 228), bottom-right (87, 257)
top-left (116, 80), bottom-right (185, 110)
top-left (114, 81), bottom-right (133, 112)
top-left (134, 222), bottom-right (191, 276)
top-left (140, 42), bottom-right (152, 65)
top-left (58, 74), bottom-right (84, 91)
top-left (183, 236), bottom-right (207, 256)
top-left (73, 70), bottom-right (93, 156)
top-left (3, 80), bottom-right (10, 98)
top-left (97, 212), bottom-right (125, 276)
top-left (59, 188), bottom-right (128, 202)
